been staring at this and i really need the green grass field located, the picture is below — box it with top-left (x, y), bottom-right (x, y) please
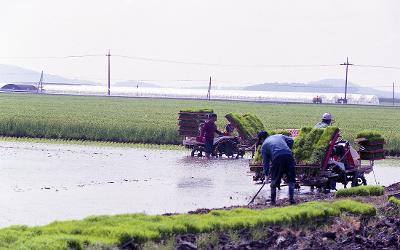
top-left (0, 200), bottom-right (375, 249)
top-left (0, 93), bottom-right (399, 153)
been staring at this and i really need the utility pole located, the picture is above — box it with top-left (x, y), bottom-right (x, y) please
top-left (37, 70), bottom-right (43, 94)
top-left (393, 82), bottom-right (395, 107)
top-left (107, 50), bottom-right (111, 96)
top-left (340, 57), bottom-right (353, 103)
top-left (207, 76), bottom-right (212, 100)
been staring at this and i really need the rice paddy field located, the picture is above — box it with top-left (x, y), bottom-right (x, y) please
top-left (0, 93), bottom-right (399, 153)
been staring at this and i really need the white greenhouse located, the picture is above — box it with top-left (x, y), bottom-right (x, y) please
top-left (44, 85), bottom-right (380, 105)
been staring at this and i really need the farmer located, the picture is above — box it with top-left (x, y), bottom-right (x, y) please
top-left (201, 113), bottom-right (223, 158)
top-left (314, 113), bottom-right (334, 128)
top-left (261, 132), bottom-right (296, 205)
top-left (223, 123), bottom-right (235, 136)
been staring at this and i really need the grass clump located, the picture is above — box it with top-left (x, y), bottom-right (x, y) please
top-left (335, 185), bottom-right (385, 197)
top-left (0, 200), bottom-right (375, 249)
top-left (389, 196), bottom-right (400, 207)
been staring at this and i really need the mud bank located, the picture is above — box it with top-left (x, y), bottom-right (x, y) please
top-left (158, 183), bottom-right (400, 250)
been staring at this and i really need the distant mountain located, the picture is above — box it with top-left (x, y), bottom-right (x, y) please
top-left (244, 79), bottom-right (392, 98)
top-left (0, 64), bottom-right (99, 85)
top-left (114, 80), bottom-right (159, 88)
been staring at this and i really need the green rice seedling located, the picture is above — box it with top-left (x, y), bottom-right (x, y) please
top-left (388, 196), bottom-right (400, 207)
top-left (293, 128), bottom-right (323, 162)
top-left (333, 200), bottom-right (376, 216)
top-left (242, 114), bottom-right (265, 133)
top-left (252, 146), bottom-right (263, 165)
top-left (335, 185), bottom-right (384, 198)
top-left (309, 126), bottom-right (339, 164)
top-left (0, 200), bottom-right (375, 249)
top-left (0, 200), bottom-right (376, 249)
top-left (292, 127), bottom-right (338, 164)
top-left (269, 129), bottom-right (292, 136)
top-left (356, 130), bottom-right (384, 141)
top-left (0, 94), bottom-right (400, 154)
top-left (225, 113), bottom-right (264, 140)
top-left (179, 108), bottom-right (214, 113)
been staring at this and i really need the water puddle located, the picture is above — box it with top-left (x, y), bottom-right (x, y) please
top-left (0, 141), bottom-right (399, 227)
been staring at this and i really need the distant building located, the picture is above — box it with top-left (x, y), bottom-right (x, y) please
top-left (1, 84), bottom-right (38, 92)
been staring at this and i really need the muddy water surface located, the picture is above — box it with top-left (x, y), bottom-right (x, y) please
top-left (0, 141), bottom-right (399, 228)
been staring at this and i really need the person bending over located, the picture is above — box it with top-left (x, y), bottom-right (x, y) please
top-left (261, 132), bottom-right (296, 205)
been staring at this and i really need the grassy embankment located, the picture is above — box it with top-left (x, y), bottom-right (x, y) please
top-left (0, 93), bottom-right (399, 153)
top-left (0, 200), bottom-right (375, 249)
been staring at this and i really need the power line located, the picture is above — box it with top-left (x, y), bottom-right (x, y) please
top-left (0, 54), bottom-right (104, 59)
top-left (1, 52), bottom-right (400, 70)
top-left (113, 54), bottom-right (339, 68)
top-left (353, 64), bottom-right (400, 70)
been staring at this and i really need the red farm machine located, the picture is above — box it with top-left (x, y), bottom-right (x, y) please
top-left (178, 110), bottom-right (261, 158)
top-left (250, 127), bottom-right (385, 191)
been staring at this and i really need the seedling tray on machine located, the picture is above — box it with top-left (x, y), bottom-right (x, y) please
top-left (356, 138), bottom-right (385, 160)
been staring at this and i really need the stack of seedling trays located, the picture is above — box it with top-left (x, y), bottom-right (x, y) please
top-left (178, 109), bottom-right (214, 137)
top-left (356, 131), bottom-right (385, 160)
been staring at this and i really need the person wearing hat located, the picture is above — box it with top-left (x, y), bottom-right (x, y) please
top-left (315, 113), bottom-right (334, 128)
top-left (261, 132), bottom-right (296, 205)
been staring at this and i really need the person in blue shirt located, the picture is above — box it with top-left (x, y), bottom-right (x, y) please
top-left (261, 132), bottom-right (296, 205)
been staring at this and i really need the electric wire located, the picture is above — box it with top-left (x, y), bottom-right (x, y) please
top-left (113, 54), bottom-right (339, 68)
top-left (0, 54), bottom-right (104, 59)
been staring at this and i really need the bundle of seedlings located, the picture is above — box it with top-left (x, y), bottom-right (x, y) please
top-left (225, 113), bottom-right (265, 140)
top-left (309, 126), bottom-right (340, 164)
top-left (179, 108), bottom-right (214, 113)
top-left (335, 185), bottom-right (385, 197)
top-left (356, 130), bottom-right (384, 142)
top-left (270, 129), bottom-right (292, 137)
top-left (356, 130), bottom-right (385, 160)
top-left (293, 127), bottom-right (339, 164)
top-left (0, 200), bottom-right (376, 249)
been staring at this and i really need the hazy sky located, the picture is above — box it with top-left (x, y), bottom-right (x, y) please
top-left (1, 0), bottom-right (399, 89)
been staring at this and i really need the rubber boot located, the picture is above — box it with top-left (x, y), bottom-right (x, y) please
top-left (270, 187), bottom-right (277, 206)
top-left (289, 182), bottom-right (296, 204)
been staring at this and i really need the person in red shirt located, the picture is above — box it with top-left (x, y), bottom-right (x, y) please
top-left (201, 113), bottom-right (222, 158)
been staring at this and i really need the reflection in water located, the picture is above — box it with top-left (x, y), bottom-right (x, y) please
top-left (177, 177), bottom-right (213, 189)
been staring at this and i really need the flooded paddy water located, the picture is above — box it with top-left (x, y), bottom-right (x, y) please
top-left (0, 141), bottom-right (399, 228)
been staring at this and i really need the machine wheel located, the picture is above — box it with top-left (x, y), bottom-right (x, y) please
top-left (351, 172), bottom-right (367, 187)
top-left (215, 139), bottom-right (236, 158)
top-left (191, 146), bottom-right (204, 157)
